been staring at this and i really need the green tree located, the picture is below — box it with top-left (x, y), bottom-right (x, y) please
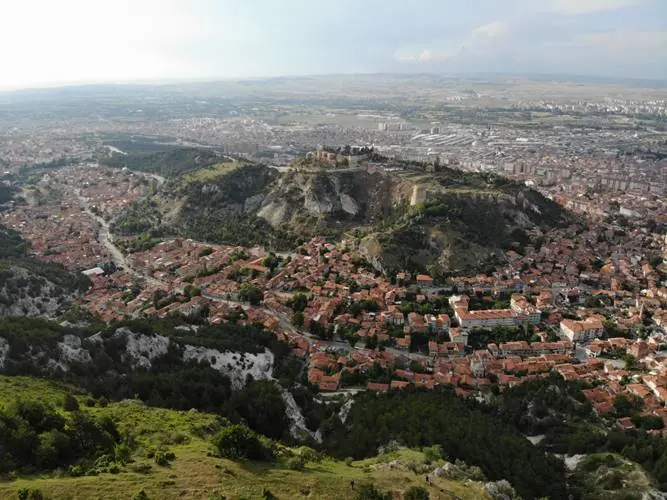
top-left (287, 293), bottom-right (309, 312)
top-left (293, 311), bottom-right (304, 327)
top-left (212, 424), bottom-right (268, 461)
top-left (226, 381), bottom-right (288, 440)
top-left (239, 284), bottom-right (263, 305)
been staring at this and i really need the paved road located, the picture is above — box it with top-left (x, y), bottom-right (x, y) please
top-left (75, 188), bottom-right (165, 288)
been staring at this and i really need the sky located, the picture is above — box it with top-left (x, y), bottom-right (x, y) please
top-left (0, 0), bottom-right (665, 89)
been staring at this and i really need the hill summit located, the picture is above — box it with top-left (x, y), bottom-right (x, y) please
top-left (107, 149), bottom-right (570, 276)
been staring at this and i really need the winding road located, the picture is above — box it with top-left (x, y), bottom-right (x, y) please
top-left (74, 188), bottom-right (165, 288)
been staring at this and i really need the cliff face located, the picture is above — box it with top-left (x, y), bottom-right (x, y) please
top-left (244, 168), bottom-right (566, 275)
top-left (253, 170), bottom-right (414, 228)
top-left (0, 265), bottom-right (79, 317)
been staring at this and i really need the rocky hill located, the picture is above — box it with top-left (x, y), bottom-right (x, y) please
top-left (0, 224), bottom-right (90, 317)
top-left (111, 149), bottom-right (571, 276)
top-left (0, 318), bottom-right (276, 391)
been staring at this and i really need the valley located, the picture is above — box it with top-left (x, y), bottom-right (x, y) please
top-left (0, 73), bottom-right (665, 499)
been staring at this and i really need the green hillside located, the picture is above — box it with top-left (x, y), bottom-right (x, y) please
top-left (102, 148), bottom-right (224, 178)
top-left (0, 376), bottom-right (487, 500)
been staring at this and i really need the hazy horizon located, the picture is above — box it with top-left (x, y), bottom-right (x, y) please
top-left (1, 0), bottom-right (666, 90)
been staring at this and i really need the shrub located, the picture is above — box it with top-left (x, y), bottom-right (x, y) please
top-left (129, 463), bottom-right (153, 474)
top-left (18, 490), bottom-right (45, 500)
top-left (406, 460), bottom-right (430, 475)
top-left (131, 490), bottom-right (149, 500)
top-left (354, 483), bottom-right (392, 500)
top-left (212, 425), bottom-right (270, 461)
top-left (287, 455), bottom-right (306, 470)
top-left (114, 443), bottom-right (132, 465)
top-left (154, 450), bottom-right (175, 466)
top-left (404, 485), bottom-right (430, 500)
top-left (422, 445), bottom-right (442, 464)
top-left (62, 393), bottom-right (79, 411)
top-left (296, 446), bottom-right (322, 463)
top-left (67, 465), bottom-right (84, 477)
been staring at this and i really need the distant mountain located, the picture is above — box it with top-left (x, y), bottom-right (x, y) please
top-left (110, 149), bottom-right (570, 277)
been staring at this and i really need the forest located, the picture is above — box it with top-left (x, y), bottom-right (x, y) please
top-left (321, 386), bottom-right (568, 500)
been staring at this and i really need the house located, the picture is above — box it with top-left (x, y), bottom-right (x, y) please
top-left (449, 327), bottom-right (468, 346)
top-left (407, 312), bottom-right (427, 333)
top-left (415, 274), bottom-right (434, 287)
top-left (310, 150), bottom-right (337, 163)
top-left (395, 336), bottom-right (411, 351)
top-left (455, 307), bottom-right (517, 330)
top-left (367, 382), bottom-right (390, 392)
top-left (429, 341), bottom-right (466, 358)
top-left (628, 341), bottom-right (650, 360)
top-left (390, 380), bottom-right (410, 390)
top-left (560, 318), bottom-right (604, 343)
top-left (510, 294), bottom-right (541, 324)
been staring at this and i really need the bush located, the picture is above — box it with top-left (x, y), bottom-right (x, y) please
top-left (262, 488), bottom-right (276, 500)
top-left (212, 425), bottom-right (270, 461)
top-left (62, 393), bottom-right (79, 411)
top-left (422, 444), bottom-right (442, 464)
top-left (154, 450), bottom-right (175, 466)
top-left (295, 446), bottom-right (321, 463)
top-left (114, 443), bottom-right (132, 465)
top-left (354, 483), bottom-right (392, 500)
top-left (404, 485), bottom-right (430, 500)
top-left (67, 465), bottom-right (84, 477)
top-left (17, 490), bottom-right (45, 500)
top-left (131, 490), bottom-right (149, 500)
top-left (287, 455), bottom-right (306, 470)
top-left (129, 463), bottom-right (153, 474)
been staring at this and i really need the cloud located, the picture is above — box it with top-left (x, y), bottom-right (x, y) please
top-left (547, 0), bottom-right (645, 15)
top-left (395, 21), bottom-right (508, 64)
top-left (395, 48), bottom-right (459, 62)
top-left (0, 0), bottom-right (206, 88)
top-left (472, 21), bottom-right (509, 38)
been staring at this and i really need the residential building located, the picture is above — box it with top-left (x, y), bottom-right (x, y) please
top-left (560, 318), bottom-right (605, 343)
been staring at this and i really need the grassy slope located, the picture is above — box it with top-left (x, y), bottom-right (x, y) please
top-left (178, 161), bottom-right (243, 186)
top-left (0, 377), bottom-right (486, 500)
